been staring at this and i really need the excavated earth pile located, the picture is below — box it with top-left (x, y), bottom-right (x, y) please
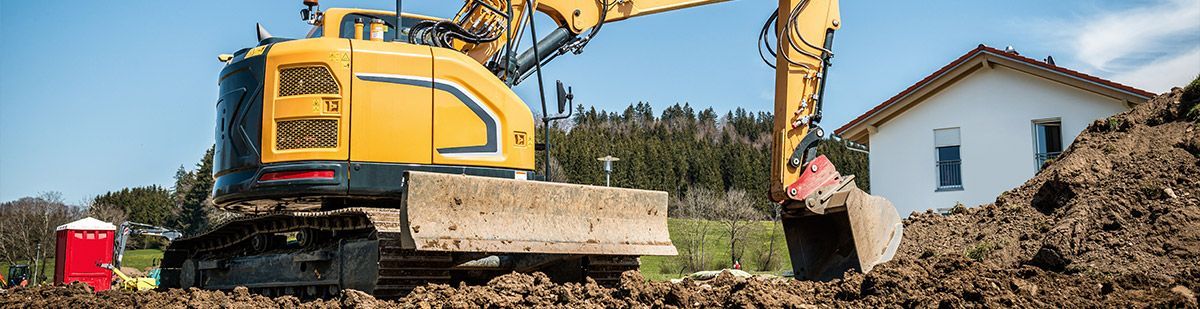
top-left (2, 87), bottom-right (1197, 308)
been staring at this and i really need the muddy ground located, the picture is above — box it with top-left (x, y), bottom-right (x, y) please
top-left (2, 87), bottom-right (1197, 308)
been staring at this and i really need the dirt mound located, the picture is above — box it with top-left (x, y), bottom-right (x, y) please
top-left (0, 283), bottom-right (292, 308)
top-left (383, 84), bottom-right (1200, 307)
top-left (2, 87), bottom-right (1196, 308)
top-left (897, 86), bottom-right (1199, 306)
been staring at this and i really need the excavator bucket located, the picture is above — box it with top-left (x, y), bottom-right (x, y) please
top-left (782, 156), bottom-right (903, 280)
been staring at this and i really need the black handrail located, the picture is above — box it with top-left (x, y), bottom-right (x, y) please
top-left (937, 160), bottom-right (962, 189)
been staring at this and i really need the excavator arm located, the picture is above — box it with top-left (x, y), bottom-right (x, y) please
top-left (482, 0), bottom-right (902, 279)
top-left (532, 0), bottom-right (732, 32)
top-left (113, 222), bottom-right (182, 271)
top-left (448, 0), bottom-right (838, 195)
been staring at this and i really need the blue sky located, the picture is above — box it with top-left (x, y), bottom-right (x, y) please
top-left (1, 0), bottom-right (1197, 203)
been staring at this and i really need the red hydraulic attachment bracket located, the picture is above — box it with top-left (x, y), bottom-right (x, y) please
top-left (784, 155), bottom-right (843, 202)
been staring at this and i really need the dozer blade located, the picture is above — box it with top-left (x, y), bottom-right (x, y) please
top-left (399, 171), bottom-right (677, 256)
top-left (782, 156), bottom-right (903, 280)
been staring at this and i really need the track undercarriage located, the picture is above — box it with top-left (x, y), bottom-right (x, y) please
top-left (161, 171), bottom-right (670, 298)
top-left (159, 207), bottom-right (640, 299)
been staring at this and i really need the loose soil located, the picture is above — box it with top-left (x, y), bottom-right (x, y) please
top-left (2, 88), bottom-right (1196, 308)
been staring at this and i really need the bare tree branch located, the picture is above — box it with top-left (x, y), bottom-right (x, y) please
top-left (0, 192), bottom-right (82, 276)
top-left (714, 189), bottom-right (763, 268)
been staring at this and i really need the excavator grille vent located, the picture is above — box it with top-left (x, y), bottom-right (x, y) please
top-left (276, 119), bottom-right (338, 150)
top-left (278, 66), bottom-right (339, 97)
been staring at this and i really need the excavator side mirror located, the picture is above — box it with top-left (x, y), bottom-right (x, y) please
top-left (301, 0), bottom-right (321, 23)
top-left (555, 80), bottom-right (573, 116)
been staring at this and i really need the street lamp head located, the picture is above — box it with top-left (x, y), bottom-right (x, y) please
top-left (595, 155), bottom-right (620, 162)
top-left (596, 155), bottom-right (620, 185)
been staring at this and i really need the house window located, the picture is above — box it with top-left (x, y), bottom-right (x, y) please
top-left (934, 128), bottom-right (962, 191)
top-left (1033, 119), bottom-right (1063, 170)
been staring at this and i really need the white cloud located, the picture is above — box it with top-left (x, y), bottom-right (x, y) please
top-left (1050, 0), bottom-right (1200, 92)
top-left (1072, 0), bottom-right (1200, 70)
top-left (1111, 46), bottom-right (1200, 93)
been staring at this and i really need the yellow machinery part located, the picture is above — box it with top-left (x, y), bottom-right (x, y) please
top-left (260, 34), bottom-right (535, 171)
top-left (261, 38), bottom-right (353, 164)
top-left (430, 48), bottom-right (535, 168)
top-left (347, 40), bottom-right (436, 164)
top-left (770, 0), bottom-right (841, 201)
top-left (109, 267), bottom-right (158, 292)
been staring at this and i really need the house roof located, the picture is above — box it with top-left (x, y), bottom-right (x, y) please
top-left (56, 217), bottom-right (116, 231)
top-left (834, 44), bottom-right (1154, 143)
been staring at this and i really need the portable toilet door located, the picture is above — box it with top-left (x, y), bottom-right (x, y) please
top-left (54, 217), bottom-right (116, 291)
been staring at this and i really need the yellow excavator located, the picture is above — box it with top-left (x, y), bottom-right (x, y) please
top-left (160, 0), bottom-right (902, 298)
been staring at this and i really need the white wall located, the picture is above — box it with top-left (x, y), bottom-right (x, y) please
top-left (868, 66), bottom-right (1128, 217)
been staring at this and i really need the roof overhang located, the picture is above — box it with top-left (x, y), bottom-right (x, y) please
top-left (835, 45), bottom-right (1154, 145)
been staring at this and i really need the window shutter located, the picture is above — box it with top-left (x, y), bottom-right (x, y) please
top-left (934, 128), bottom-right (960, 147)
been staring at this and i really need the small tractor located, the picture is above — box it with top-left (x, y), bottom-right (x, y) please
top-left (3, 264), bottom-right (30, 288)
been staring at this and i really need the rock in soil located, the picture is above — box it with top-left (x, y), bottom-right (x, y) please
top-left (2, 86), bottom-right (1197, 308)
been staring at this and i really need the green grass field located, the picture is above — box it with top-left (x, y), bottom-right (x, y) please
top-left (640, 218), bottom-right (791, 281)
top-left (3, 219), bottom-right (785, 283)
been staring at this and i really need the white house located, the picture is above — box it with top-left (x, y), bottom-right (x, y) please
top-left (835, 45), bottom-right (1153, 216)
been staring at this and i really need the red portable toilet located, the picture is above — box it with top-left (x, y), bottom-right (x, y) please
top-left (54, 217), bottom-right (116, 291)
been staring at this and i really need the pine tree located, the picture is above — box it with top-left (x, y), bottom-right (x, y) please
top-left (176, 146), bottom-right (215, 236)
top-left (528, 103), bottom-right (868, 218)
top-left (92, 185), bottom-right (173, 226)
top-left (172, 165), bottom-right (195, 207)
